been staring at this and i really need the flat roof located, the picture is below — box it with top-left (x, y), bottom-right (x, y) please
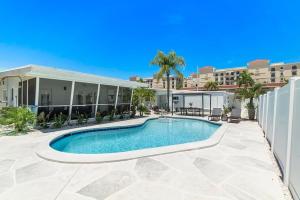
top-left (0, 65), bottom-right (147, 88)
top-left (172, 90), bottom-right (234, 95)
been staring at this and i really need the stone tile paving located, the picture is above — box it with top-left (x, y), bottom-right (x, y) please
top-left (0, 118), bottom-right (292, 200)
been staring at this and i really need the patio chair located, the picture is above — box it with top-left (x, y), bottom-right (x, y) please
top-left (228, 108), bottom-right (241, 123)
top-left (208, 108), bottom-right (222, 121)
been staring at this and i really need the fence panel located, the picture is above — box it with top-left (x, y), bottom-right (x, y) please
top-left (273, 84), bottom-right (290, 173)
top-left (262, 94), bottom-right (268, 131)
top-left (259, 95), bottom-right (264, 125)
top-left (266, 92), bottom-right (275, 144)
top-left (289, 79), bottom-right (300, 200)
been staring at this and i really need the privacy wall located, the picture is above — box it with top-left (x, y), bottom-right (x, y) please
top-left (258, 77), bottom-right (300, 200)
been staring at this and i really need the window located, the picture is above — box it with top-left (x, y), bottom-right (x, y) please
top-left (220, 73), bottom-right (224, 76)
top-left (231, 72), bottom-right (234, 75)
top-left (292, 65), bottom-right (297, 70)
top-left (271, 68), bottom-right (275, 71)
top-left (292, 71), bottom-right (297, 76)
top-left (271, 78), bottom-right (275, 82)
top-left (11, 88), bottom-right (13, 101)
top-left (271, 73), bottom-right (275, 77)
top-left (3, 90), bottom-right (7, 101)
top-left (184, 83), bottom-right (187, 87)
top-left (215, 73), bottom-right (218, 76)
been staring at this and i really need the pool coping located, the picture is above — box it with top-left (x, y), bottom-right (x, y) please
top-left (36, 116), bottom-right (229, 163)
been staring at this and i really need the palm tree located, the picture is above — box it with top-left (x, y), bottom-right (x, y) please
top-left (236, 71), bottom-right (263, 120)
top-left (150, 51), bottom-right (185, 111)
top-left (132, 88), bottom-right (155, 116)
top-left (204, 81), bottom-right (219, 91)
top-left (237, 71), bottom-right (254, 87)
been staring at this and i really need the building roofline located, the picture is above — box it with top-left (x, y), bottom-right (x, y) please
top-left (0, 64), bottom-right (147, 88)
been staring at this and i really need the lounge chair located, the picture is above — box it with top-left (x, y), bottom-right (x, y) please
top-left (228, 108), bottom-right (241, 123)
top-left (208, 108), bottom-right (222, 121)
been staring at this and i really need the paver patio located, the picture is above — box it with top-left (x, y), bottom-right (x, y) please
top-left (0, 117), bottom-right (290, 200)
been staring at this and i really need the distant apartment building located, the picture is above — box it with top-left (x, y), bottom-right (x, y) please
top-left (129, 75), bottom-right (182, 89)
top-left (183, 60), bottom-right (300, 91)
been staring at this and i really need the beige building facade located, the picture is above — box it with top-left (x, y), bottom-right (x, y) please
top-left (130, 75), bottom-right (182, 89)
top-left (183, 60), bottom-right (300, 91)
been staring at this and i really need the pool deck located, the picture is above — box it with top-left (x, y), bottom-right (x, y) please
top-left (0, 116), bottom-right (292, 200)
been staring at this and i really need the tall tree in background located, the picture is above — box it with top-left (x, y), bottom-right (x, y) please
top-left (204, 81), bottom-right (219, 91)
top-left (150, 51), bottom-right (185, 111)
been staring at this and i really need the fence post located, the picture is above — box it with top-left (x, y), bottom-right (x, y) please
top-left (271, 88), bottom-right (279, 153)
top-left (265, 92), bottom-right (271, 136)
top-left (263, 94), bottom-right (268, 134)
top-left (284, 78), bottom-right (296, 185)
top-left (261, 95), bottom-right (265, 129)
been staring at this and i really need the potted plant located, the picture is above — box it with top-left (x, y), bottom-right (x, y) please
top-left (237, 71), bottom-right (263, 120)
top-left (221, 106), bottom-right (231, 121)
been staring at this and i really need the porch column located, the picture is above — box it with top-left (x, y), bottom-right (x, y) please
top-left (201, 93), bottom-right (204, 116)
top-left (209, 94), bottom-right (212, 115)
top-left (21, 78), bottom-right (23, 106)
top-left (129, 88), bottom-right (134, 113)
top-left (95, 83), bottom-right (101, 118)
top-left (171, 93), bottom-right (174, 115)
top-left (69, 81), bottom-right (75, 119)
top-left (35, 77), bottom-right (40, 107)
top-left (114, 86), bottom-right (120, 114)
top-left (26, 80), bottom-right (29, 107)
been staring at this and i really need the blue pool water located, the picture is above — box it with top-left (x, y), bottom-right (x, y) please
top-left (50, 118), bottom-right (220, 154)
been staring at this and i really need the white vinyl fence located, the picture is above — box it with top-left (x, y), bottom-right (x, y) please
top-left (258, 77), bottom-right (300, 200)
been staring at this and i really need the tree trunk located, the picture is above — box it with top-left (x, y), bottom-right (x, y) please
top-left (248, 97), bottom-right (255, 120)
top-left (166, 72), bottom-right (170, 112)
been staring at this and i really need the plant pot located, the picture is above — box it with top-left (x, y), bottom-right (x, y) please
top-left (248, 108), bottom-right (255, 120)
top-left (221, 114), bottom-right (228, 121)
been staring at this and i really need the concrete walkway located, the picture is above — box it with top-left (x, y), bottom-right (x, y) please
top-left (0, 118), bottom-right (290, 200)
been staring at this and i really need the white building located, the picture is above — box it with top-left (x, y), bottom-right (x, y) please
top-left (0, 65), bottom-right (146, 119)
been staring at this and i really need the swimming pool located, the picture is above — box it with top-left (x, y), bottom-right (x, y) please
top-left (50, 117), bottom-right (221, 154)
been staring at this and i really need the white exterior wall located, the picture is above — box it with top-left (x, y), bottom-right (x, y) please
top-left (172, 92), bottom-right (233, 111)
top-left (258, 77), bottom-right (300, 200)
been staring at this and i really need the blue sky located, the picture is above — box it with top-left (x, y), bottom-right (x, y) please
top-left (0, 0), bottom-right (299, 79)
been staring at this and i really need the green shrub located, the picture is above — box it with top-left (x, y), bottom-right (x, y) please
top-left (37, 112), bottom-right (49, 128)
top-left (52, 113), bottom-right (67, 129)
top-left (137, 105), bottom-right (148, 116)
top-left (0, 107), bottom-right (36, 133)
top-left (77, 112), bottom-right (88, 125)
top-left (95, 112), bottom-right (103, 123)
top-left (109, 109), bottom-right (115, 121)
top-left (130, 106), bottom-right (136, 118)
